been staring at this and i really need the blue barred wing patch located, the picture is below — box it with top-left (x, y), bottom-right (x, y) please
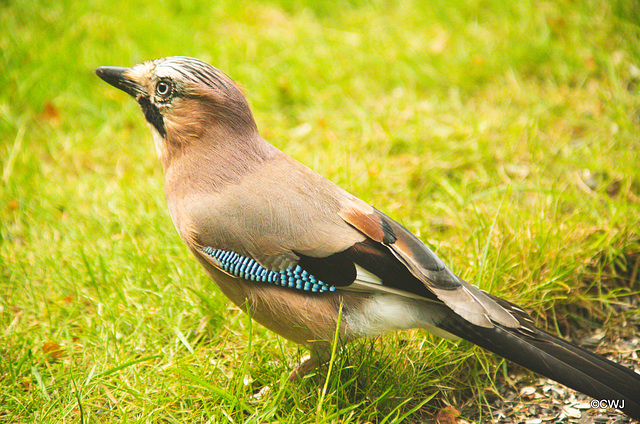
top-left (201, 247), bottom-right (335, 293)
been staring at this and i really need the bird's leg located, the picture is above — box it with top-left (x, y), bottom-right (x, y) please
top-left (288, 354), bottom-right (320, 381)
top-left (288, 344), bottom-right (331, 381)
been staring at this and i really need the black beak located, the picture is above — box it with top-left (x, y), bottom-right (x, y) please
top-left (95, 66), bottom-right (144, 98)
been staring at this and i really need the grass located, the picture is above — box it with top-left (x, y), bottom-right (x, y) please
top-left (1, 0), bottom-right (640, 422)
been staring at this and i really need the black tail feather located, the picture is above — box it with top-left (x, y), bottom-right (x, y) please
top-left (437, 314), bottom-right (640, 420)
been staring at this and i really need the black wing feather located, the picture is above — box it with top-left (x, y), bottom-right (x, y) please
top-left (296, 239), bottom-right (439, 300)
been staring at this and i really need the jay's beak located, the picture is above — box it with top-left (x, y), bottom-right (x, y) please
top-left (95, 66), bottom-right (144, 98)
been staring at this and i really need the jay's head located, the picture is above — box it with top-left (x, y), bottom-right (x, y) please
top-left (96, 57), bottom-right (258, 160)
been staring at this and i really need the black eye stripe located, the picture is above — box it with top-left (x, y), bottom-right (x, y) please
top-left (138, 96), bottom-right (166, 137)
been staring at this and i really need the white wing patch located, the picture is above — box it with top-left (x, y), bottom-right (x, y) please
top-left (349, 265), bottom-right (437, 302)
top-left (345, 265), bottom-right (459, 340)
top-left (355, 265), bottom-right (383, 285)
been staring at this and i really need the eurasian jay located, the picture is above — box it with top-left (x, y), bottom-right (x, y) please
top-left (96, 57), bottom-right (640, 419)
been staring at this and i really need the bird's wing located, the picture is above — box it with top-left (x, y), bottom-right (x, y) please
top-left (189, 153), bottom-right (518, 328)
top-left (335, 200), bottom-right (519, 328)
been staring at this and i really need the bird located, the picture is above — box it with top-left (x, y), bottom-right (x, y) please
top-left (96, 57), bottom-right (640, 419)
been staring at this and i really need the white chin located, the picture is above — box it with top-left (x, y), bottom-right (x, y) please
top-left (148, 124), bottom-right (165, 159)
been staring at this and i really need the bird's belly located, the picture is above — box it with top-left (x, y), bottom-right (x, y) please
top-left (346, 293), bottom-right (460, 341)
top-left (195, 258), bottom-right (370, 347)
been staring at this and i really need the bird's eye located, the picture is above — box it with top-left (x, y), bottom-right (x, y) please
top-left (156, 81), bottom-right (172, 97)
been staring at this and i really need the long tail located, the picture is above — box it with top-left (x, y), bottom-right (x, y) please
top-left (436, 310), bottom-right (640, 420)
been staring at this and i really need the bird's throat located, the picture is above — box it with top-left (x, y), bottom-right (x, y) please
top-left (148, 123), bottom-right (167, 162)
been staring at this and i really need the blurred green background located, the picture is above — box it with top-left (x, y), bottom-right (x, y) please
top-left (1, 0), bottom-right (639, 422)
